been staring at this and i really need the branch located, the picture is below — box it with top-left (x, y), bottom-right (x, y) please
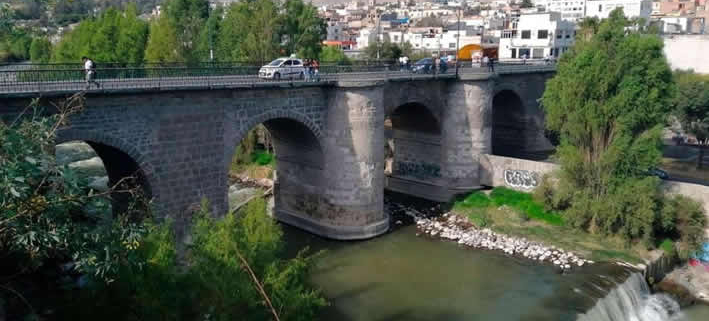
top-left (235, 249), bottom-right (281, 321)
top-left (0, 284), bottom-right (36, 317)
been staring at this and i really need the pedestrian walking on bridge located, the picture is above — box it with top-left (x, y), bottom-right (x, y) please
top-left (82, 56), bottom-right (100, 89)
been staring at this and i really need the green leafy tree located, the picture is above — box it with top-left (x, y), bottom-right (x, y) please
top-left (365, 40), bottom-right (402, 61)
top-left (218, 0), bottom-right (280, 62)
top-left (115, 4), bottom-right (149, 64)
top-left (55, 199), bottom-right (327, 321)
top-left (280, 0), bottom-right (326, 59)
top-left (145, 15), bottom-right (183, 63)
top-left (29, 36), bottom-right (52, 62)
top-left (51, 7), bottom-right (148, 63)
top-left (672, 71), bottom-right (709, 144)
top-left (0, 94), bottom-right (149, 319)
top-left (194, 6), bottom-right (222, 62)
top-left (51, 0), bottom-right (94, 25)
top-left (163, 0), bottom-right (210, 63)
top-left (319, 45), bottom-right (350, 64)
top-left (540, 9), bottom-right (676, 242)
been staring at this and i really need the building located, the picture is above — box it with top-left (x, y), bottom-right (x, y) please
top-left (585, 0), bottom-right (653, 20)
top-left (660, 16), bottom-right (693, 33)
top-left (539, 0), bottom-right (588, 22)
top-left (327, 20), bottom-right (348, 41)
top-left (498, 12), bottom-right (576, 59)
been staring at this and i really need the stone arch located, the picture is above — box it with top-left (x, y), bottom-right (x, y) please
top-left (228, 110), bottom-right (324, 174)
top-left (385, 102), bottom-right (445, 199)
top-left (226, 112), bottom-right (325, 224)
top-left (237, 110), bottom-right (323, 146)
top-left (56, 129), bottom-right (155, 213)
top-left (383, 81), bottom-right (446, 121)
top-left (491, 90), bottom-right (553, 160)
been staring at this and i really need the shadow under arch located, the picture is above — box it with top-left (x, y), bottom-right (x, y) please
top-left (56, 130), bottom-right (154, 216)
top-left (385, 102), bottom-right (447, 201)
top-left (492, 89), bottom-right (553, 160)
top-left (228, 115), bottom-right (326, 234)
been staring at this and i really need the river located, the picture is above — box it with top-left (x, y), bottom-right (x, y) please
top-left (281, 204), bottom-right (709, 321)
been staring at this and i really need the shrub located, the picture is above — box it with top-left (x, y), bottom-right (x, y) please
top-left (252, 150), bottom-right (275, 166)
top-left (58, 198), bottom-right (327, 321)
top-left (1, 95), bottom-right (150, 319)
top-left (659, 195), bottom-right (707, 259)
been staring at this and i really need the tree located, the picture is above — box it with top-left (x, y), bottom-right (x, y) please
top-left (520, 0), bottom-right (535, 8)
top-left (1, 94), bottom-right (148, 319)
top-left (280, 0), bottom-right (326, 59)
top-left (365, 40), bottom-right (402, 61)
top-left (540, 9), bottom-right (676, 242)
top-left (115, 4), bottom-right (149, 64)
top-left (29, 36), bottom-right (51, 62)
top-left (218, 0), bottom-right (280, 63)
top-left (672, 71), bottom-right (709, 144)
top-left (163, 0), bottom-right (210, 63)
top-left (51, 0), bottom-right (93, 25)
top-left (194, 6), bottom-right (222, 62)
top-left (51, 7), bottom-right (148, 63)
top-left (319, 45), bottom-right (350, 64)
top-left (145, 15), bottom-right (183, 63)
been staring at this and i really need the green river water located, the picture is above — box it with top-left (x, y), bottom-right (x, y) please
top-left (283, 223), bottom-right (709, 321)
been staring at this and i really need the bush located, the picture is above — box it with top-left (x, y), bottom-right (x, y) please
top-left (57, 198), bottom-right (327, 321)
top-left (1, 95), bottom-right (150, 319)
top-left (252, 150), bottom-right (275, 166)
top-left (659, 195), bottom-right (707, 259)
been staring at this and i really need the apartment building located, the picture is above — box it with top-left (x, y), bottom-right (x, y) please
top-left (498, 12), bottom-right (576, 59)
top-left (585, 0), bottom-right (653, 19)
top-left (537, 0), bottom-right (588, 22)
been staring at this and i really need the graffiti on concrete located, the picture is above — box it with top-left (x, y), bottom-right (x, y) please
top-left (394, 161), bottom-right (441, 180)
top-left (503, 169), bottom-right (539, 189)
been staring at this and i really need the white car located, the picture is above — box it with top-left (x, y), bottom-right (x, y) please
top-left (258, 58), bottom-right (306, 80)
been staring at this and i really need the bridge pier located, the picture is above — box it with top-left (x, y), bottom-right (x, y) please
top-left (440, 80), bottom-right (494, 194)
top-left (274, 81), bottom-right (388, 240)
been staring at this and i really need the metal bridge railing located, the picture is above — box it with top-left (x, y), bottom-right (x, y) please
top-left (0, 62), bottom-right (556, 95)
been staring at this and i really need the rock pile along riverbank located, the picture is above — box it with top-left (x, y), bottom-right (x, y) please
top-left (413, 212), bottom-right (593, 270)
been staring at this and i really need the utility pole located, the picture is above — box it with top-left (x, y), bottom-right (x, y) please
top-left (376, 10), bottom-right (381, 60)
top-left (456, 6), bottom-right (461, 76)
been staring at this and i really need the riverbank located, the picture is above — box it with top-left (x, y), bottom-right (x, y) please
top-left (415, 212), bottom-right (592, 270)
top-left (450, 189), bottom-right (653, 264)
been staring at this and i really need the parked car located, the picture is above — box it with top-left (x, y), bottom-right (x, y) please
top-left (411, 58), bottom-right (448, 74)
top-left (258, 58), bottom-right (306, 80)
top-left (647, 167), bottom-right (669, 180)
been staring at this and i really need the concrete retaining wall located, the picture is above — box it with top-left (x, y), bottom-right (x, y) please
top-left (479, 154), bottom-right (709, 237)
top-left (663, 35), bottom-right (709, 74)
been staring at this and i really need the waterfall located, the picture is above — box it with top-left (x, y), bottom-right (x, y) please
top-left (578, 272), bottom-right (683, 321)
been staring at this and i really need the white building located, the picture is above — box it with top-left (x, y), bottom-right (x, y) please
top-left (540, 0), bottom-right (588, 22)
top-left (499, 12), bottom-right (576, 59)
top-left (584, 0), bottom-right (652, 20)
top-left (660, 16), bottom-right (692, 34)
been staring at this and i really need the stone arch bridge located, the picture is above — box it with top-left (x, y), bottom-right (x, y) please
top-left (0, 70), bottom-right (555, 240)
